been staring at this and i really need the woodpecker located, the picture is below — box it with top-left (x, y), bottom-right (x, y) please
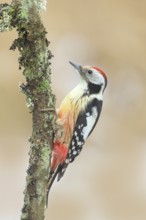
top-left (46, 61), bottom-right (107, 204)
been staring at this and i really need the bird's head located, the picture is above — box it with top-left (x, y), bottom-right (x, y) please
top-left (69, 61), bottom-right (107, 93)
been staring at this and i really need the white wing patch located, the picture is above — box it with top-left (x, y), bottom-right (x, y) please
top-left (81, 107), bottom-right (98, 140)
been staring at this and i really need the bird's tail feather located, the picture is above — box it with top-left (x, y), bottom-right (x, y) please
top-left (46, 166), bottom-right (61, 207)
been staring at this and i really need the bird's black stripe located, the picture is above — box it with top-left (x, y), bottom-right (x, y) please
top-left (88, 82), bottom-right (102, 94)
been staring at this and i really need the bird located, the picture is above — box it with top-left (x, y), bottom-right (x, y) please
top-left (46, 61), bottom-right (107, 205)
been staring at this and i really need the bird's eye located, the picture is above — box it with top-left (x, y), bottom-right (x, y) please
top-left (88, 70), bottom-right (93, 74)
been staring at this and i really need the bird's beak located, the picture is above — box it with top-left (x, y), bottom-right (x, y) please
top-left (69, 61), bottom-right (82, 73)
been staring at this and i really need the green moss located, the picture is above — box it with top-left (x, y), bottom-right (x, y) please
top-left (0, 4), bottom-right (13, 32)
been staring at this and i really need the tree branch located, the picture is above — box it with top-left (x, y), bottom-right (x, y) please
top-left (0, 1), bottom-right (55, 219)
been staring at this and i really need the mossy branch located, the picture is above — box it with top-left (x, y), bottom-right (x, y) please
top-left (0, 3), bottom-right (13, 31)
top-left (0, 1), bottom-right (55, 219)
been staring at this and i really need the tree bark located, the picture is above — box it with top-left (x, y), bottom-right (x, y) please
top-left (0, 1), bottom-right (55, 219)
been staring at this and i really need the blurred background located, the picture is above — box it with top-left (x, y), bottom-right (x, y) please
top-left (0, 0), bottom-right (146, 219)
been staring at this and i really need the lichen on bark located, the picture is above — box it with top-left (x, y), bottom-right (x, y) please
top-left (0, 1), bottom-right (55, 219)
top-left (0, 4), bottom-right (13, 31)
